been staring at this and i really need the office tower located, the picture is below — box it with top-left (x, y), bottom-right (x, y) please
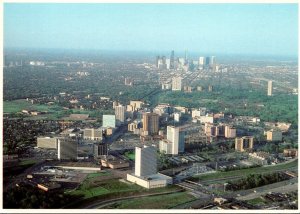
top-left (93, 143), bottom-right (108, 158)
top-left (268, 80), bottom-right (273, 96)
top-left (198, 57), bottom-right (204, 69)
top-left (170, 50), bottom-right (175, 69)
top-left (167, 126), bottom-right (185, 154)
top-left (83, 128), bottom-right (103, 141)
top-left (172, 77), bottom-right (182, 91)
top-left (115, 105), bottom-right (126, 125)
top-left (135, 146), bottom-right (157, 176)
top-left (156, 56), bottom-right (160, 68)
top-left (184, 49), bottom-right (188, 64)
top-left (205, 56), bottom-right (210, 66)
top-left (235, 136), bottom-right (254, 152)
top-left (178, 58), bottom-right (185, 66)
top-left (57, 138), bottom-right (78, 160)
top-left (142, 113), bottom-right (159, 135)
top-left (166, 58), bottom-right (170, 70)
top-left (102, 115), bottom-right (116, 128)
top-left (210, 56), bottom-right (216, 67)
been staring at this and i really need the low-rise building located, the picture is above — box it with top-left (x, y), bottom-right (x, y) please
top-left (100, 155), bottom-right (129, 169)
top-left (83, 128), bottom-right (103, 141)
top-left (248, 152), bottom-right (269, 165)
top-left (37, 137), bottom-right (59, 149)
top-left (283, 149), bottom-right (298, 158)
top-left (266, 129), bottom-right (282, 142)
top-left (235, 136), bottom-right (254, 152)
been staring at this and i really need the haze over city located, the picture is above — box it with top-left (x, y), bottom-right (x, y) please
top-left (4, 3), bottom-right (298, 56)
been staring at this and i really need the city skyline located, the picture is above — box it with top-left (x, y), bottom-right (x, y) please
top-left (4, 3), bottom-right (298, 56)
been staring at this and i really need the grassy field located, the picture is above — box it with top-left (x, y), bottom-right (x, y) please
top-left (70, 178), bottom-right (143, 199)
top-left (86, 171), bottom-right (111, 179)
top-left (246, 197), bottom-right (266, 206)
top-left (18, 159), bottom-right (37, 166)
top-left (103, 192), bottom-right (196, 209)
top-left (124, 152), bottom-right (135, 160)
top-left (194, 159), bottom-right (298, 182)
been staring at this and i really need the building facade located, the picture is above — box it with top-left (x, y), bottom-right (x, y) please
top-left (135, 146), bottom-right (157, 177)
top-left (142, 113), bottom-right (159, 135)
top-left (102, 115), bottom-right (116, 128)
top-left (172, 77), bottom-right (182, 91)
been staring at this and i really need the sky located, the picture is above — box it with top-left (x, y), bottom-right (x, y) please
top-left (4, 3), bottom-right (298, 56)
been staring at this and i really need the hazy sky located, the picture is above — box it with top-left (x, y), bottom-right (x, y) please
top-left (4, 3), bottom-right (298, 56)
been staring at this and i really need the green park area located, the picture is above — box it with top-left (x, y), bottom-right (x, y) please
top-left (192, 159), bottom-right (297, 183)
top-left (3, 99), bottom-right (54, 113)
top-left (124, 151), bottom-right (135, 160)
top-left (246, 197), bottom-right (267, 206)
top-left (104, 192), bottom-right (196, 209)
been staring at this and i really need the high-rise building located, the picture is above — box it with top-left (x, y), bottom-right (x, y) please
top-left (135, 146), bottom-right (157, 177)
top-left (166, 58), bottom-right (170, 70)
top-left (184, 49), bottom-right (188, 64)
top-left (115, 105), bottom-right (126, 125)
top-left (166, 126), bottom-right (185, 154)
top-left (210, 56), bottom-right (216, 67)
top-left (198, 57), bottom-right (205, 69)
top-left (142, 113), bottom-right (159, 135)
top-left (172, 77), bottom-right (182, 91)
top-left (156, 56), bottom-right (160, 68)
top-left (93, 143), bottom-right (108, 158)
top-left (170, 50), bottom-right (175, 69)
top-left (268, 80), bottom-right (273, 96)
top-left (84, 128), bottom-right (103, 141)
top-left (205, 56), bottom-right (210, 66)
top-left (103, 115), bottom-right (116, 128)
top-left (57, 138), bottom-right (78, 160)
top-left (235, 136), bottom-right (254, 152)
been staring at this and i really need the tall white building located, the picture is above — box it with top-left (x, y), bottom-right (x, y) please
top-left (198, 57), bottom-right (205, 69)
top-left (161, 126), bottom-right (185, 155)
top-left (172, 77), bottom-right (182, 91)
top-left (115, 105), bottom-right (126, 125)
top-left (57, 138), bottom-right (78, 160)
top-left (103, 115), bottom-right (116, 128)
top-left (127, 145), bottom-right (173, 189)
top-left (135, 146), bottom-right (157, 177)
top-left (268, 80), bottom-right (273, 96)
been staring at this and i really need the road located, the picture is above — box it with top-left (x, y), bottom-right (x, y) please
top-left (236, 179), bottom-right (298, 201)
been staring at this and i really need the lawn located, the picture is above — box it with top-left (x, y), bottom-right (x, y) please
top-left (87, 171), bottom-right (111, 179)
top-left (18, 159), bottom-right (37, 166)
top-left (246, 197), bottom-right (266, 206)
top-left (3, 99), bottom-right (63, 114)
top-left (124, 152), bottom-right (135, 160)
top-left (70, 178), bottom-right (143, 199)
top-left (103, 192), bottom-right (196, 209)
top-left (193, 159), bottom-right (297, 182)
